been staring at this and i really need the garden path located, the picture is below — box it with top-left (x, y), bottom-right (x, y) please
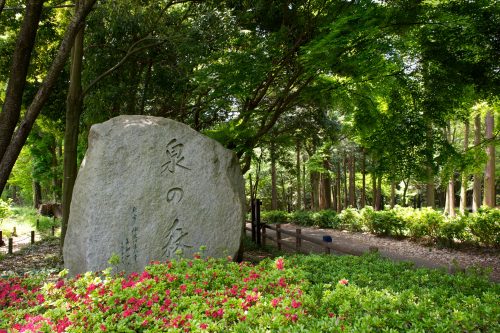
top-left (246, 223), bottom-right (500, 282)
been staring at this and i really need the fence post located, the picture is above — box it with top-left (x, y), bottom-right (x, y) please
top-left (262, 225), bottom-right (266, 246)
top-left (36, 219), bottom-right (40, 230)
top-left (0, 230), bottom-right (3, 246)
top-left (256, 199), bottom-right (262, 246)
top-left (276, 223), bottom-right (282, 250)
top-left (31, 231), bottom-right (35, 245)
top-left (8, 238), bottom-right (13, 254)
top-left (296, 228), bottom-right (301, 252)
top-left (51, 226), bottom-right (55, 236)
top-left (251, 199), bottom-right (256, 242)
top-left (323, 235), bottom-right (332, 254)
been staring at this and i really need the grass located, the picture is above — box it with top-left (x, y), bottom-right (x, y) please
top-left (0, 206), bottom-right (59, 239)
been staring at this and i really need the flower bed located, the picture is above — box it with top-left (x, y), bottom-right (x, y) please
top-left (1, 253), bottom-right (499, 332)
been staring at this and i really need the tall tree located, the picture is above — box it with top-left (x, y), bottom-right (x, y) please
top-left (459, 120), bottom-right (469, 213)
top-left (472, 114), bottom-right (482, 212)
top-left (0, 0), bottom-right (45, 162)
top-left (483, 110), bottom-right (496, 207)
top-left (0, 0), bottom-right (98, 195)
top-left (61, 0), bottom-right (85, 250)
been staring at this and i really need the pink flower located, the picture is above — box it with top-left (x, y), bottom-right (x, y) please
top-left (271, 298), bottom-right (280, 307)
top-left (275, 258), bottom-right (284, 270)
top-left (291, 299), bottom-right (301, 308)
top-left (338, 279), bottom-right (349, 286)
top-left (36, 294), bottom-right (45, 305)
top-left (199, 323), bottom-right (208, 329)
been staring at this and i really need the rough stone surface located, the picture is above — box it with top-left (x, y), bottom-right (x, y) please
top-left (63, 116), bottom-right (245, 275)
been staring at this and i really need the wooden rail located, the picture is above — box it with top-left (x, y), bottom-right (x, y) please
top-left (246, 221), bottom-right (378, 257)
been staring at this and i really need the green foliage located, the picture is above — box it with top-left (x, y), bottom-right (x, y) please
top-left (469, 207), bottom-right (500, 247)
top-left (338, 208), bottom-right (363, 232)
top-left (289, 210), bottom-right (315, 227)
top-left (313, 210), bottom-right (340, 229)
top-left (261, 210), bottom-right (289, 224)
top-left (0, 199), bottom-right (12, 220)
top-left (10, 206), bottom-right (57, 233)
top-left (407, 207), bottom-right (445, 241)
top-left (1, 254), bottom-right (498, 332)
top-left (361, 207), bottom-right (404, 236)
top-left (261, 206), bottom-right (499, 248)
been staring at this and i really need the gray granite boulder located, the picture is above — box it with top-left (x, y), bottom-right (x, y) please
top-left (63, 116), bottom-right (245, 275)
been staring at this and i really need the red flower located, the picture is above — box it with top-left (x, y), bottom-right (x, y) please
top-left (275, 258), bottom-right (284, 270)
top-left (199, 323), bottom-right (208, 329)
top-left (36, 293), bottom-right (45, 305)
top-left (291, 299), bottom-right (301, 308)
top-left (338, 279), bottom-right (349, 286)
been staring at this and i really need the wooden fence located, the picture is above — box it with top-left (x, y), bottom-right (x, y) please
top-left (246, 223), bottom-right (335, 254)
top-left (246, 199), bottom-right (380, 256)
top-left (0, 225), bottom-right (56, 255)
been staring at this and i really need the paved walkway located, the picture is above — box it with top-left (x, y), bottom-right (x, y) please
top-left (245, 223), bottom-right (500, 282)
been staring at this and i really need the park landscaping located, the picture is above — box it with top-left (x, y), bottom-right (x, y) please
top-left (1, 251), bottom-right (499, 332)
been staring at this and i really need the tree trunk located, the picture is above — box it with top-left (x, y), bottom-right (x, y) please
top-left (446, 123), bottom-right (456, 217)
top-left (332, 182), bottom-right (337, 211)
top-left (402, 179), bottom-right (409, 207)
top-left (343, 154), bottom-right (348, 208)
top-left (280, 173), bottom-right (287, 210)
top-left (270, 141), bottom-right (278, 210)
top-left (0, 0), bottom-right (98, 196)
top-left (472, 114), bottom-right (482, 212)
top-left (61, 2), bottom-right (85, 250)
top-left (32, 181), bottom-right (42, 209)
top-left (310, 171), bottom-right (320, 211)
top-left (484, 110), bottom-right (495, 208)
top-left (372, 173), bottom-right (377, 209)
top-left (336, 162), bottom-right (341, 212)
top-left (50, 141), bottom-right (58, 201)
top-left (0, 0), bottom-right (44, 161)
top-left (459, 120), bottom-right (469, 213)
top-left (390, 180), bottom-right (396, 208)
top-left (448, 175), bottom-right (456, 217)
top-left (302, 161), bottom-right (307, 209)
top-left (0, 0), bottom-right (6, 17)
top-left (425, 124), bottom-right (435, 208)
top-left (319, 159), bottom-right (332, 209)
top-left (360, 148), bottom-right (366, 208)
top-left (296, 141), bottom-right (301, 210)
top-left (375, 176), bottom-right (382, 210)
top-left (349, 153), bottom-right (356, 208)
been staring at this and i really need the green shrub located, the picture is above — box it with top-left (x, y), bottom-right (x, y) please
top-left (408, 207), bottom-right (445, 241)
top-left (338, 207), bottom-right (363, 231)
top-left (289, 210), bottom-right (315, 226)
top-left (313, 210), bottom-right (340, 229)
top-left (469, 207), bottom-right (500, 246)
top-left (364, 209), bottom-right (405, 236)
top-left (261, 210), bottom-right (288, 224)
top-left (439, 216), bottom-right (470, 245)
top-left (0, 198), bottom-right (12, 220)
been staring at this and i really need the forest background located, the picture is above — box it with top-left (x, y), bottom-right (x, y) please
top-left (0, 0), bottom-right (498, 247)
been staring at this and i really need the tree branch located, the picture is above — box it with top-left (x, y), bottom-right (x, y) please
top-left (82, 37), bottom-right (165, 96)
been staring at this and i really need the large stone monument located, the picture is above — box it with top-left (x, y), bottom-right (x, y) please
top-left (63, 116), bottom-right (245, 275)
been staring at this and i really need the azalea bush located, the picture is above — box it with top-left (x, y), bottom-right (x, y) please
top-left (1, 253), bottom-right (499, 332)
